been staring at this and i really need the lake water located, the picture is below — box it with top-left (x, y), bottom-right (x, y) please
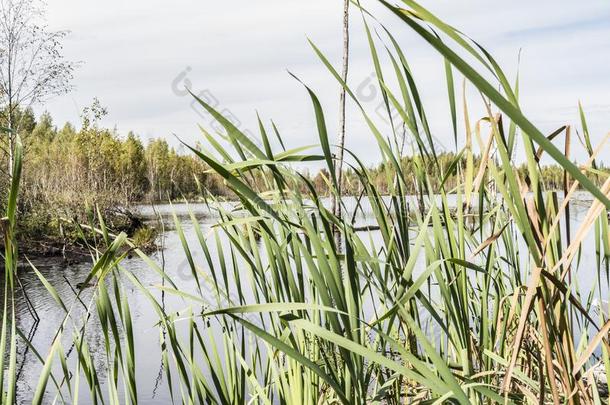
top-left (8, 194), bottom-right (608, 403)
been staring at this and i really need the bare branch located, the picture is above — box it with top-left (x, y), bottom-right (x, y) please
top-left (0, 0), bottom-right (76, 175)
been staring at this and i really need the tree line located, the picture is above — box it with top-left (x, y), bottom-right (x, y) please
top-left (1, 106), bottom-right (605, 247)
top-left (4, 105), bottom-right (228, 207)
top-left (0, 105), bottom-right (232, 246)
top-left (4, 106), bottom-right (603, 211)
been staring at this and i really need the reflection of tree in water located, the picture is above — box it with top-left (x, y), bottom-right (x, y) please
top-left (151, 202), bottom-right (167, 400)
top-left (15, 273), bottom-right (40, 360)
top-left (64, 274), bottom-right (139, 402)
top-left (10, 261), bottom-right (134, 403)
top-left (13, 274), bottom-right (40, 403)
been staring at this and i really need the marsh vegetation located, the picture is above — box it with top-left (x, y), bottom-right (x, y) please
top-left (1, 1), bottom-right (610, 404)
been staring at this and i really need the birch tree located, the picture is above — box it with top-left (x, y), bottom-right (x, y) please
top-left (0, 0), bottom-right (76, 176)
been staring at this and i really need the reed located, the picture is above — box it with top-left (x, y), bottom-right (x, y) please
top-left (4, 0), bottom-right (610, 404)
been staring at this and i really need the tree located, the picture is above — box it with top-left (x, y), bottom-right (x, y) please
top-left (119, 132), bottom-right (148, 201)
top-left (0, 0), bottom-right (76, 176)
top-left (145, 138), bottom-right (171, 201)
top-left (29, 110), bottom-right (54, 142)
top-left (331, 0), bottom-right (349, 243)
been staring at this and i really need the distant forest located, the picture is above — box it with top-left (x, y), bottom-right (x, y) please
top-left (1, 105), bottom-right (606, 244)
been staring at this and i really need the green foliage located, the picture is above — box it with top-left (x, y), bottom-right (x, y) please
top-left (131, 226), bottom-right (157, 250)
top-left (2, 1), bottom-right (610, 404)
top-left (2, 103), bottom-right (229, 207)
top-left (1, 106), bottom-right (599, 248)
top-left (0, 103), bottom-right (232, 245)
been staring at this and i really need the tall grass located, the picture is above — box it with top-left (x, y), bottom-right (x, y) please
top-left (3, 0), bottom-right (610, 403)
top-left (2, 131), bottom-right (22, 404)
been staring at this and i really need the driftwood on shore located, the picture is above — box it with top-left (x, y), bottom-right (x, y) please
top-left (104, 206), bottom-right (144, 234)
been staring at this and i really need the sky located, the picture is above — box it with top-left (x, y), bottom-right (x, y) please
top-left (42, 0), bottom-right (610, 165)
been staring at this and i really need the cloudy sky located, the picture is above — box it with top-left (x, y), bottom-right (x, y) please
top-left (43, 0), bottom-right (610, 164)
